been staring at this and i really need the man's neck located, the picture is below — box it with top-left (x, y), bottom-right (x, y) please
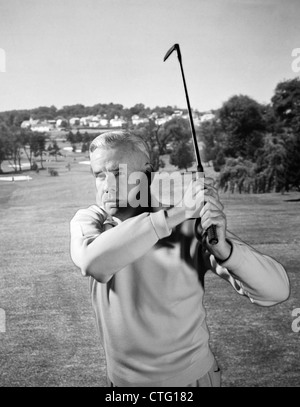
top-left (113, 206), bottom-right (149, 221)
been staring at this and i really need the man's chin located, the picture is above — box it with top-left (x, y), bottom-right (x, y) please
top-left (104, 203), bottom-right (118, 214)
top-left (104, 203), bottom-right (138, 220)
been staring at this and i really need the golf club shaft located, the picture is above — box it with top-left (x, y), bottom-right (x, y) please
top-left (176, 50), bottom-right (218, 245)
top-left (164, 43), bottom-right (218, 245)
top-left (177, 58), bottom-right (203, 173)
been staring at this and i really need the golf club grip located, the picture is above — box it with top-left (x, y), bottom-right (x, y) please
top-left (194, 218), bottom-right (218, 245)
top-left (207, 224), bottom-right (218, 245)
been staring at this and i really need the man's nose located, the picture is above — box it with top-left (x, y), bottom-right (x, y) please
top-left (103, 173), bottom-right (117, 192)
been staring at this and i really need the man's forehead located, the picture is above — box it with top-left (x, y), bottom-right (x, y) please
top-left (90, 147), bottom-right (147, 169)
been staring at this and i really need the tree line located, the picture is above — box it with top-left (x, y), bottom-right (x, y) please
top-left (0, 102), bottom-right (182, 127)
top-left (0, 77), bottom-right (299, 193)
top-left (198, 77), bottom-right (300, 193)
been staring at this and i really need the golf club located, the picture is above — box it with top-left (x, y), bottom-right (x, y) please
top-left (164, 43), bottom-right (218, 245)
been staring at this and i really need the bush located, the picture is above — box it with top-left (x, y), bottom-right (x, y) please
top-left (49, 169), bottom-right (59, 176)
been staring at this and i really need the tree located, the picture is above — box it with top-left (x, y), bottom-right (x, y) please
top-left (158, 117), bottom-right (191, 155)
top-left (47, 140), bottom-right (61, 161)
top-left (66, 131), bottom-right (75, 144)
top-left (129, 103), bottom-right (150, 118)
top-left (0, 122), bottom-right (11, 173)
top-left (21, 129), bottom-right (37, 169)
top-left (271, 78), bottom-right (300, 190)
top-left (5, 127), bottom-right (24, 172)
top-left (132, 119), bottom-right (165, 171)
top-left (219, 95), bottom-right (265, 160)
top-left (255, 134), bottom-right (288, 193)
top-left (198, 119), bottom-right (225, 166)
top-left (169, 141), bottom-right (194, 171)
top-left (271, 78), bottom-right (300, 132)
top-left (218, 157), bottom-right (256, 194)
top-left (81, 142), bottom-right (89, 153)
top-left (30, 132), bottom-right (47, 169)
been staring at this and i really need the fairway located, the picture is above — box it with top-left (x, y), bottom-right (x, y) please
top-left (0, 158), bottom-right (300, 387)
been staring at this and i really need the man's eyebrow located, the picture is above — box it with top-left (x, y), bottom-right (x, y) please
top-left (93, 166), bottom-right (122, 176)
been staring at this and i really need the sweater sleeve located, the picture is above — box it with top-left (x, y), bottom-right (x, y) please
top-left (207, 231), bottom-right (290, 307)
top-left (70, 206), bottom-right (171, 282)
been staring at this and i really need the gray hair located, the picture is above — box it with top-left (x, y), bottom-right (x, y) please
top-left (89, 130), bottom-right (151, 162)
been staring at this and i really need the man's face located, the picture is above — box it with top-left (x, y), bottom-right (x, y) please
top-left (90, 146), bottom-right (149, 219)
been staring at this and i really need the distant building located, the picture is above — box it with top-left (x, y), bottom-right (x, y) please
top-left (200, 112), bottom-right (215, 123)
top-left (79, 116), bottom-right (92, 126)
top-left (172, 110), bottom-right (183, 117)
top-left (131, 115), bottom-right (149, 126)
top-left (20, 117), bottom-right (55, 132)
top-left (99, 118), bottom-right (109, 127)
top-left (110, 116), bottom-right (126, 128)
top-left (56, 118), bottom-right (68, 128)
top-left (155, 115), bottom-right (173, 126)
top-left (20, 120), bottom-right (31, 129)
top-left (69, 117), bottom-right (80, 126)
top-left (31, 121), bottom-right (55, 132)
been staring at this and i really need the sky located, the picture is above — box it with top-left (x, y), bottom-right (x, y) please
top-left (0, 0), bottom-right (299, 113)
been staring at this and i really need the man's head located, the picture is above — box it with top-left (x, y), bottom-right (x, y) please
top-left (89, 130), bottom-right (152, 220)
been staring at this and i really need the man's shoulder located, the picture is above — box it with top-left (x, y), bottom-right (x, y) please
top-left (71, 204), bottom-right (107, 225)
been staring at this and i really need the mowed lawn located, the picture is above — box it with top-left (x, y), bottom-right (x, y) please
top-left (0, 159), bottom-right (300, 387)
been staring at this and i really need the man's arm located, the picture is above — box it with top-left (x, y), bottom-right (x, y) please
top-left (70, 207), bottom-right (172, 283)
top-left (208, 231), bottom-right (290, 306)
top-left (70, 178), bottom-right (205, 283)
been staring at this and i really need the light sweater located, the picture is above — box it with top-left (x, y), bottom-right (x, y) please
top-left (70, 205), bottom-right (290, 387)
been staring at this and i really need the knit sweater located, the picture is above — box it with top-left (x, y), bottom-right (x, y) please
top-left (70, 205), bottom-right (290, 387)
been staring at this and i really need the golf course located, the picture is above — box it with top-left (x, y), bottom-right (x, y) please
top-left (0, 152), bottom-right (299, 387)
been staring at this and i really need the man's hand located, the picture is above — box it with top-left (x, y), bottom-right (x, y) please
top-left (165, 175), bottom-right (205, 229)
top-left (197, 178), bottom-right (232, 262)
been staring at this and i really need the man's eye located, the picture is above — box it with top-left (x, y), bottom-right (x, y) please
top-left (97, 173), bottom-right (106, 180)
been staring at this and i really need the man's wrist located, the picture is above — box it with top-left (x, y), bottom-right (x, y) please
top-left (211, 239), bottom-right (233, 263)
top-left (164, 206), bottom-right (186, 230)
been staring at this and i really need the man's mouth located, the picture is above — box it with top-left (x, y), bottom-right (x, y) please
top-left (103, 199), bottom-right (119, 207)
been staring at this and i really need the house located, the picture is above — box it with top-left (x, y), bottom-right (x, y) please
top-left (69, 117), bottom-right (80, 126)
top-left (99, 118), bottom-right (109, 127)
top-left (200, 112), bottom-right (215, 123)
top-left (56, 118), bottom-right (68, 128)
top-left (110, 116), bottom-right (126, 128)
top-left (172, 110), bottom-right (183, 117)
top-left (31, 121), bottom-right (55, 132)
top-left (20, 120), bottom-right (31, 129)
top-left (80, 116), bottom-right (93, 126)
top-left (20, 117), bottom-right (54, 132)
top-left (155, 115), bottom-right (173, 126)
top-left (131, 115), bottom-right (149, 126)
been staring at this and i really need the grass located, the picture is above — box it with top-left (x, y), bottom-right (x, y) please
top-left (0, 155), bottom-right (299, 387)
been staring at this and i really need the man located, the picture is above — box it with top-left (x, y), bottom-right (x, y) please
top-left (70, 130), bottom-right (290, 387)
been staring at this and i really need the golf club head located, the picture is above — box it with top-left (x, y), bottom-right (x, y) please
top-left (163, 43), bottom-right (181, 62)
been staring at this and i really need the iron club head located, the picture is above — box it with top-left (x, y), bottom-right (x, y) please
top-left (163, 43), bottom-right (181, 62)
